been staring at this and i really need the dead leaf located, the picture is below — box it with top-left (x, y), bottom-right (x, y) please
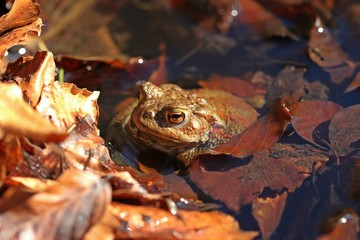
top-left (0, 82), bottom-right (67, 142)
top-left (318, 209), bottom-right (359, 240)
top-left (236, 0), bottom-right (294, 39)
top-left (345, 71), bottom-right (360, 93)
top-left (252, 192), bottom-right (288, 239)
top-left (329, 104), bottom-right (360, 157)
top-left (190, 143), bottom-right (328, 211)
top-left (198, 74), bottom-right (266, 97)
top-left (0, 0), bottom-right (42, 59)
top-left (35, 81), bottom-right (100, 131)
top-left (210, 98), bottom-right (291, 158)
top-left (288, 100), bottom-right (343, 147)
top-left (107, 202), bottom-right (259, 240)
top-left (5, 51), bottom-right (55, 107)
top-left (308, 17), bottom-right (355, 84)
top-left (0, 170), bottom-right (111, 240)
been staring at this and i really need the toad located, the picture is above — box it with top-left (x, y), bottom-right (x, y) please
top-left (107, 82), bottom-right (258, 166)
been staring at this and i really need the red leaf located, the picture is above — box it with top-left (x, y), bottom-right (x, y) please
top-left (288, 100), bottom-right (343, 147)
top-left (329, 104), bottom-right (360, 157)
top-left (345, 71), bottom-right (360, 93)
top-left (210, 98), bottom-right (291, 158)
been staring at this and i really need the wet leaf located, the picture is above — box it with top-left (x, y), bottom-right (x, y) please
top-left (288, 100), bottom-right (343, 147)
top-left (0, 0), bottom-right (42, 59)
top-left (210, 98), bottom-right (291, 158)
top-left (106, 202), bottom-right (259, 240)
top-left (345, 71), bottom-right (360, 93)
top-left (329, 104), bottom-right (360, 157)
top-left (198, 74), bottom-right (266, 97)
top-left (318, 209), bottom-right (359, 240)
top-left (237, 0), bottom-right (294, 39)
top-left (190, 143), bottom-right (329, 211)
top-left (0, 170), bottom-right (112, 240)
top-left (0, 82), bottom-right (67, 142)
top-left (308, 17), bottom-right (355, 84)
top-left (252, 192), bottom-right (288, 239)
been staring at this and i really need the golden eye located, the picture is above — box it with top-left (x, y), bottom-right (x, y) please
top-left (167, 111), bottom-right (185, 124)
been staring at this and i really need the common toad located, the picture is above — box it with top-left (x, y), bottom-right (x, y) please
top-left (107, 82), bottom-right (258, 166)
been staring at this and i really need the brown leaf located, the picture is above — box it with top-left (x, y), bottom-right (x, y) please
top-left (190, 143), bottom-right (328, 211)
top-left (288, 100), bottom-right (343, 147)
top-left (107, 202), bottom-right (259, 240)
top-left (237, 0), bottom-right (294, 39)
top-left (210, 98), bottom-right (291, 158)
top-left (0, 0), bottom-right (41, 35)
top-left (0, 170), bottom-right (112, 240)
top-left (318, 209), bottom-right (359, 240)
top-left (5, 51), bottom-right (55, 107)
top-left (252, 192), bottom-right (288, 239)
top-left (198, 74), bottom-right (266, 97)
top-left (0, 0), bottom-right (42, 59)
top-left (345, 71), bottom-right (360, 93)
top-left (308, 17), bottom-right (355, 84)
top-left (35, 81), bottom-right (100, 131)
top-left (329, 104), bottom-right (360, 157)
top-left (0, 83), bottom-right (67, 142)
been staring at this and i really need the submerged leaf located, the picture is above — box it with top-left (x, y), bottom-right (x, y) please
top-left (289, 100), bottom-right (343, 147)
top-left (210, 98), bottom-right (291, 158)
top-left (329, 104), bottom-right (360, 157)
top-left (190, 143), bottom-right (328, 211)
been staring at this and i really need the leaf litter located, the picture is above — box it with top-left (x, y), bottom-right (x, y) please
top-left (1, 0), bottom-right (360, 239)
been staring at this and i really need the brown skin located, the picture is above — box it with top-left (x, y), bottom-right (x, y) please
top-left (107, 82), bottom-right (258, 166)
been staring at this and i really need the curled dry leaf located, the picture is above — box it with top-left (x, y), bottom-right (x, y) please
top-left (308, 17), bottom-right (355, 84)
top-left (252, 192), bottom-right (288, 239)
top-left (329, 104), bottom-right (360, 157)
top-left (0, 170), bottom-right (112, 240)
top-left (105, 202), bottom-right (259, 240)
top-left (5, 51), bottom-right (55, 107)
top-left (0, 82), bottom-right (67, 142)
top-left (190, 143), bottom-right (329, 211)
top-left (288, 100), bottom-right (343, 147)
top-left (0, 0), bottom-right (42, 59)
top-left (35, 81), bottom-right (100, 131)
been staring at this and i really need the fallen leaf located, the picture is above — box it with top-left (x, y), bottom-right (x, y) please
top-left (318, 209), bottom-right (359, 240)
top-left (35, 81), bottom-right (100, 131)
top-left (288, 100), bottom-right (343, 147)
top-left (190, 143), bottom-right (329, 211)
top-left (107, 202), bottom-right (259, 240)
top-left (5, 51), bottom-right (55, 107)
top-left (308, 17), bottom-right (355, 84)
top-left (210, 98), bottom-right (291, 158)
top-left (0, 170), bottom-right (112, 240)
top-left (236, 0), bottom-right (294, 39)
top-left (198, 74), bottom-right (266, 97)
top-left (0, 82), bottom-right (67, 142)
top-left (329, 104), bottom-right (360, 157)
top-left (252, 192), bottom-right (288, 239)
top-left (345, 71), bottom-right (360, 93)
top-left (0, 0), bottom-right (42, 59)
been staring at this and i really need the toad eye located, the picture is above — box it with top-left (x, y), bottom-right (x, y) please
top-left (167, 111), bottom-right (185, 124)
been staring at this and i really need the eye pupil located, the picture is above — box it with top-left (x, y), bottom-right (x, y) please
top-left (168, 112), bottom-right (185, 124)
